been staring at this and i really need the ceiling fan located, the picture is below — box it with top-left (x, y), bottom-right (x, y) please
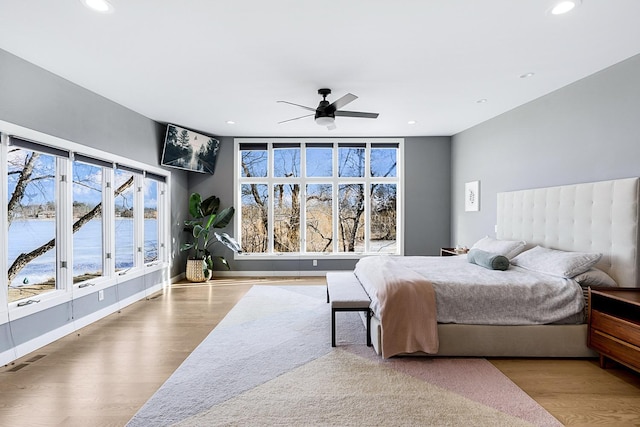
top-left (278, 88), bottom-right (379, 130)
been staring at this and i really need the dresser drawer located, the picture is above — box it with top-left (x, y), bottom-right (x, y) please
top-left (590, 310), bottom-right (640, 346)
top-left (590, 330), bottom-right (640, 372)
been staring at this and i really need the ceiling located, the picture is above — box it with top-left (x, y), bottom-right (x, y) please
top-left (1, 1), bottom-right (639, 138)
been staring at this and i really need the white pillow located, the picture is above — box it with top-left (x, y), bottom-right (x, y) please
top-left (510, 246), bottom-right (602, 278)
top-left (573, 268), bottom-right (618, 287)
top-left (471, 236), bottom-right (526, 259)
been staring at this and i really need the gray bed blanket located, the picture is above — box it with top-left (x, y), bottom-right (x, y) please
top-left (354, 255), bottom-right (585, 325)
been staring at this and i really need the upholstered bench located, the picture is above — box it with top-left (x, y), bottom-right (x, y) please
top-left (326, 272), bottom-right (372, 347)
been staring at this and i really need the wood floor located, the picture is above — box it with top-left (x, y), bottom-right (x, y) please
top-left (1, 277), bottom-right (639, 427)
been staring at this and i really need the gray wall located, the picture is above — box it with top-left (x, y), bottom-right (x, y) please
top-left (0, 48), bottom-right (189, 278)
top-left (188, 136), bottom-right (452, 272)
top-left (404, 137), bottom-right (451, 256)
top-left (451, 53), bottom-right (640, 247)
top-left (0, 48), bottom-right (188, 360)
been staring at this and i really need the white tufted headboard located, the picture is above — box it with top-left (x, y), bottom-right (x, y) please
top-left (497, 178), bottom-right (640, 288)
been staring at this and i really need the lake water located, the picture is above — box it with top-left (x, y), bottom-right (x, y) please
top-left (7, 219), bottom-right (157, 286)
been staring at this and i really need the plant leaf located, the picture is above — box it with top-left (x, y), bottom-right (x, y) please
top-left (211, 206), bottom-right (235, 229)
top-left (188, 193), bottom-right (203, 218)
top-left (204, 213), bottom-right (216, 230)
top-left (216, 256), bottom-right (231, 270)
top-left (215, 232), bottom-right (243, 253)
top-left (180, 242), bottom-right (196, 252)
top-left (201, 195), bottom-right (220, 216)
top-left (193, 224), bottom-right (205, 238)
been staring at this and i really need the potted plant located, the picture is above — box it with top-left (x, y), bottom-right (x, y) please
top-left (180, 193), bottom-right (242, 282)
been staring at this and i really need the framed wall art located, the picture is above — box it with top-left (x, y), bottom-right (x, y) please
top-left (465, 180), bottom-right (480, 212)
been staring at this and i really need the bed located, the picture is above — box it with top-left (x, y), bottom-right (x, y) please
top-left (352, 177), bottom-right (640, 358)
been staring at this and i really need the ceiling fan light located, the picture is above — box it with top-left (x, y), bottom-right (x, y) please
top-left (315, 116), bottom-right (335, 127)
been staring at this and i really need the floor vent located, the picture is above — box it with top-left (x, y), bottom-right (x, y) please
top-left (4, 354), bottom-right (47, 372)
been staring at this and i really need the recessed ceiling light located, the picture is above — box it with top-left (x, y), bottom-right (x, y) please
top-left (80, 0), bottom-right (114, 14)
top-left (407, 120), bottom-right (417, 125)
top-left (226, 120), bottom-right (236, 125)
top-left (520, 72), bottom-right (535, 79)
top-left (476, 99), bottom-right (488, 104)
top-left (549, 0), bottom-right (580, 15)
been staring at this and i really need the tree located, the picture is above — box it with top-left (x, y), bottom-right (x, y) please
top-left (241, 155), bottom-right (269, 252)
top-left (166, 125), bottom-right (178, 145)
top-left (7, 151), bottom-right (42, 227)
top-left (177, 129), bottom-right (190, 148)
top-left (7, 149), bottom-right (134, 284)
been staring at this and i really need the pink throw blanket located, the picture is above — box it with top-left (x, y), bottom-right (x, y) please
top-left (355, 257), bottom-right (438, 358)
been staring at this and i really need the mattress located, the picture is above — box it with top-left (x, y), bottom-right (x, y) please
top-left (354, 255), bottom-right (586, 325)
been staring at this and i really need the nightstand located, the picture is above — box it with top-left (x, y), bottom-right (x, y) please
top-left (588, 287), bottom-right (640, 373)
top-left (440, 247), bottom-right (468, 256)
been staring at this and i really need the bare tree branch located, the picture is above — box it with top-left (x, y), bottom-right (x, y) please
top-left (7, 176), bottom-right (134, 284)
top-left (7, 152), bottom-right (40, 226)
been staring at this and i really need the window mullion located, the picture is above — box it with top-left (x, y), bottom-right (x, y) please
top-left (332, 142), bottom-right (339, 254)
top-left (135, 173), bottom-right (144, 267)
top-left (364, 142), bottom-right (371, 253)
top-left (158, 181), bottom-right (167, 263)
top-left (0, 135), bottom-right (8, 309)
top-left (57, 156), bottom-right (72, 292)
top-left (397, 143), bottom-right (404, 255)
top-left (300, 144), bottom-right (306, 253)
top-left (268, 143), bottom-right (274, 254)
top-left (104, 168), bottom-right (115, 276)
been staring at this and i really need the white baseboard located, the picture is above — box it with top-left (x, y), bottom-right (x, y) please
top-left (72, 282), bottom-right (164, 331)
top-left (4, 322), bottom-right (76, 366)
top-left (0, 348), bottom-right (17, 367)
top-left (211, 270), bottom-right (331, 278)
top-left (171, 272), bottom-right (185, 283)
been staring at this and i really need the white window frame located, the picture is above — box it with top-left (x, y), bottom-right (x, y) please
top-left (142, 173), bottom-right (166, 267)
top-left (1, 120), bottom-right (171, 321)
top-left (234, 138), bottom-right (404, 260)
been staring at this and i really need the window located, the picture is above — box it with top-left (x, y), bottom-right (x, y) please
top-left (2, 130), bottom-right (169, 308)
top-left (235, 139), bottom-right (402, 257)
top-left (6, 141), bottom-right (62, 303)
top-left (144, 173), bottom-right (165, 264)
top-left (114, 167), bottom-right (136, 271)
top-left (72, 157), bottom-right (105, 283)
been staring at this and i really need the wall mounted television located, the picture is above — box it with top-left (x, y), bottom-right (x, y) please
top-left (161, 124), bottom-right (220, 174)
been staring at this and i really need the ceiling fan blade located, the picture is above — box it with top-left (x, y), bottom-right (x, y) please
top-left (334, 110), bottom-right (379, 119)
top-left (329, 93), bottom-right (357, 111)
top-left (277, 100), bottom-right (316, 112)
top-left (278, 113), bottom-right (314, 124)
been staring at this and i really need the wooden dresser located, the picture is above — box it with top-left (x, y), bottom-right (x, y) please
top-left (588, 287), bottom-right (640, 373)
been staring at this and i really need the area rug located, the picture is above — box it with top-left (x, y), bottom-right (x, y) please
top-left (127, 285), bottom-right (562, 427)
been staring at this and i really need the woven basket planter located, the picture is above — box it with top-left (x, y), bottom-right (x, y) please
top-left (185, 259), bottom-right (212, 282)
